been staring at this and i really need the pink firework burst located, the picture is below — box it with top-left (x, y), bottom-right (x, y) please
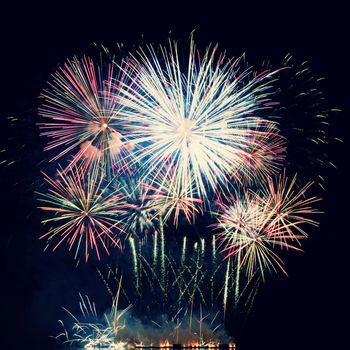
top-left (38, 56), bottom-right (133, 175)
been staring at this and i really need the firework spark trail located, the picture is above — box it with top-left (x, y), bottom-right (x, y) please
top-left (138, 256), bottom-right (157, 298)
top-left (142, 245), bottom-right (219, 318)
top-left (160, 218), bottom-right (166, 295)
top-left (129, 236), bottom-right (219, 316)
top-left (118, 39), bottom-right (283, 201)
top-left (113, 276), bottom-right (124, 332)
top-left (211, 235), bottom-right (216, 307)
top-left (188, 244), bottom-right (207, 307)
top-left (96, 268), bottom-right (115, 301)
top-left (153, 230), bottom-right (158, 268)
top-left (139, 255), bottom-right (166, 295)
top-left (37, 166), bottom-right (129, 261)
top-left (234, 253), bottom-right (241, 304)
top-left (183, 258), bottom-right (207, 308)
top-left (129, 237), bottom-right (139, 291)
top-left (201, 238), bottom-right (205, 258)
top-left (104, 265), bottom-right (132, 305)
top-left (209, 262), bottom-right (226, 303)
top-left (96, 231), bottom-right (261, 327)
top-left (223, 259), bottom-right (230, 319)
top-left (181, 236), bottom-right (187, 264)
top-left (212, 236), bottom-right (216, 263)
top-left (166, 255), bottom-right (198, 313)
top-left (39, 56), bottom-right (134, 175)
top-left (138, 240), bottom-right (143, 292)
top-left (162, 255), bottom-right (195, 310)
top-left (174, 262), bottom-right (201, 308)
top-left (245, 278), bottom-right (261, 315)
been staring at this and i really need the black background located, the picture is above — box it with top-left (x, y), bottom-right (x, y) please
top-left (1, 1), bottom-right (349, 350)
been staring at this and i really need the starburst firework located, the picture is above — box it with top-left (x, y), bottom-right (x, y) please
top-left (233, 124), bottom-right (286, 184)
top-left (116, 175), bottom-right (158, 239)
top-left (118, 40), bottom-right (283, 200)
top-left (38, 56), bottom-right (133, 174)
top-left (144, 168), bottom-right (203, 226)
top-left (37, 167), bottom-right (129, 261)
top-left (214, 174), bottom-right (320, 280)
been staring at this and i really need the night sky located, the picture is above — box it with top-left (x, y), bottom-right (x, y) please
top-left (1, 2), bottom-right (349, 350)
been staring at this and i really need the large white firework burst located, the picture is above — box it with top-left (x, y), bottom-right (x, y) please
top-left (118, 39), bottom-right (283, 200)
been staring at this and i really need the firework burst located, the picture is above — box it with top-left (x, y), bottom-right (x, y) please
top-left (144, 168), bottom-right (203, 226)
top-left (214, 173), bottom-right (320, 280)
top-left (38, 56), bottom-right (133, 175)
top-left (233, 124), bottom-right (286, 184)
top-left (258, 173), bottom-right (321, 240)
top-left (118, 40), bottom-right (283, 200)
top-left (116, 175), bottom-right (158, 240)
top-left (37, 166), bottom-right (129, 261)
top-left (34, 38), bottom-right (338, 325)
top-left (273, 54), bottom-right (341, 188)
